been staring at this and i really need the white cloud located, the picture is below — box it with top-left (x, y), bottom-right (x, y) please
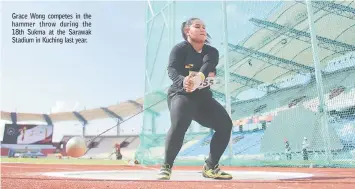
top-left (226, 4), bottom-right (250, 25)
top-left (50, 101), bottom-right (81, 113)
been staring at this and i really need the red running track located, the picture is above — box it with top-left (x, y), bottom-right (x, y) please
top-left (2, 163), bottom-right (355, 189)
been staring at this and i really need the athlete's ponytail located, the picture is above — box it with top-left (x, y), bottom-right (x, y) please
top-left (181, 21), bottom-right (188, 41)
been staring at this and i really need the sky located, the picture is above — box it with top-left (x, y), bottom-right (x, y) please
top-left (0, 0), bottom-right (284, 141)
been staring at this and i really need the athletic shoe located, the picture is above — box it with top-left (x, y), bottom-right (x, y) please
top-left (202, 163), bottom-right (233, 180)
top-left (157, 163), bottom-right (172, 180)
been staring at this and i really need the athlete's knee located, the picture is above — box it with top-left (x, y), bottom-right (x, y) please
top-left (209, 99), bottom-right (233, 133)
top-left (217, 116), bottom-right (233, 134)
top-left (224, 120), bottom-right (233, 133)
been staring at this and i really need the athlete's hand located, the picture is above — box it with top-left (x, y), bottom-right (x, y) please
top-left (208, 72), bottom-right (216, 77)
top-left (190, 72), bottom-right (205, 91)
top-left (183, 74), bottom-right (194, 92)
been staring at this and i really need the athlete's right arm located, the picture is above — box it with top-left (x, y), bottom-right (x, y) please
top-left (167, 44), bottom-right (186, 89)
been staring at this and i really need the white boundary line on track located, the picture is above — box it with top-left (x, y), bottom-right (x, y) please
top-left (40, 170), bottom-right (314, 181)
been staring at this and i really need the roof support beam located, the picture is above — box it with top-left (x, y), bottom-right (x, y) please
top-left (249, 18), bottom-right (355, 53)
top-left (296, 0), bottom-right (355, 20)
top-left (127, 100), bottom-right (143, 110)
top-left (313, 1), bottom-right (355, 19)
top-left (101, 107), bottom-right (123, 121)
top-left (42, 114), bottom-right (53, 125)
top-left (127, 100), bottom-right (159, 116)
top-left (73, 111), bottom-right (88, 125)
top-left (216, 68), bottom-right (279, 91)
top-left (10, 112), bottom-right (17, 124)
top-left (101, 107), bottom-right (123, 136)
top-left (228, 43), bottom-right (315, 74)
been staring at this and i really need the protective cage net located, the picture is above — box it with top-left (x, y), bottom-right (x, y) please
top-left (135, 0), bottom-right (355, 168)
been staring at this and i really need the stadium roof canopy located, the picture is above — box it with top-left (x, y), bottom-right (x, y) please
top-left (0, 98), bottom-right (144, 125)
top-left (1, 1), bottom-right (354, 124)
top-left (212, 0), bottom-right (355, 101)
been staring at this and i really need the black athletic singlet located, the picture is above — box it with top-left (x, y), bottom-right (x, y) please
top-left (167, 41), bottom-right (219, 96)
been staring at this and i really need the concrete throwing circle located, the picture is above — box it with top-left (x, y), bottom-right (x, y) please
top-left (42, 170), bottom-right (313, 181)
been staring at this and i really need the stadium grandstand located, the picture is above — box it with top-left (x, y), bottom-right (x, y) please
top-left (1, 1), bottom-right (355, 168)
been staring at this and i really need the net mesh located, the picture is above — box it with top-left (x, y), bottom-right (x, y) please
top-left (135, 0), bottom-right (355, 168)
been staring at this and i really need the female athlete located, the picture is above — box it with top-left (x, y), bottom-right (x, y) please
top-left (157, 18), bottom-right (233, 180)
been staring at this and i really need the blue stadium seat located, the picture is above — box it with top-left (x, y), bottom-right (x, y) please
top-left (179, 130), bottom-right (264, 157)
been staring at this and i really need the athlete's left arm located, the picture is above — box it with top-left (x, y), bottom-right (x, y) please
top-left (199, 47), bottom-right (219, 78)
